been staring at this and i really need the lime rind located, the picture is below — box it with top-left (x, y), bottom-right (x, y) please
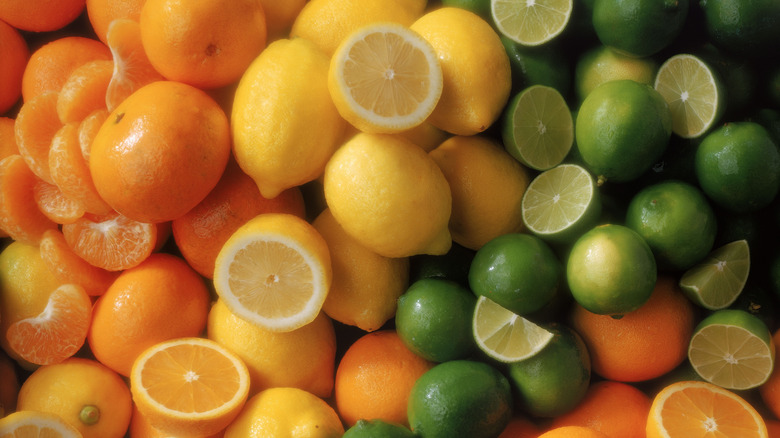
top-left (492, 0), bottom-right (573, 46)
top-left (679, 240), bottom-right (750, 310)
top-left (473, 296), bottom-right (554, 363)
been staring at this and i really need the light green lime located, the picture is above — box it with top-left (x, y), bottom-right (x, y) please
top-left (592, 0), bottom-right (689, 57)
top-left (491, 0), bottom-right (573, 46)
top-left (343, 419), bottom-right (416, 438)
top-left (679, 240), bottom-right (750, 310)
top-left (472, 296), bottom-right (554, 363)
top-left (574, 44), bottom-right (658, 102)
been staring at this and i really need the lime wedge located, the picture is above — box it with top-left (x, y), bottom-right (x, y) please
top-left (491, 0), bottom-right (573, 46)
top-left (654, 54), bottom-right (725, 139)
top-left (688, 309), bottom-right (775, 390)
top-left (679, 239), bottom-right (750, 310)
top-left (473, 295), bottom-right (554, 363)
top-left (521, 164), bottom-right (601, 244)
top-left (501, 85), bottom-right (573, 171)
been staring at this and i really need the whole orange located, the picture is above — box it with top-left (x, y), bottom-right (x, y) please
top-left (0, 0), bottom-right (85, 32)
top-left (759, 329), bottom-right (780, 419)
top-left (86, 0), bottom-right (146, 44)
top-left (0, 20), bottom-right (28, 115)
top-left (89, 80), bottom-right (231, 223)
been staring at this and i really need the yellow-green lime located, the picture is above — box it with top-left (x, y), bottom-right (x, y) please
top-left (592, 0), bottom-right (689, 57)
top-left (343, 419), bottom-right (416, 438)
top-left (679, 240), bottom-right (750, 310)
top-left (472, 296), bottom-right (554, 363)
top-left (574, 44), bottom-right (658, 102)
top-left (688, 309), bottom-right (775, 390)
top-left (521, 163), bottom-right (602, 245)
top-left (501, 85), bottom-right (573, 171)
top-left (491, 0), bottom-right (573, 46)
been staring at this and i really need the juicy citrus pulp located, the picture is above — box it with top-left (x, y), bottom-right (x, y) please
top-left (0, 410), bottom-right (83, 438)
top-left (473, 296), bottom-right (554, 363)
top-left (679, 240), bottom-right (750, 310)
top-left (492, 0), bottom-right (573, 46)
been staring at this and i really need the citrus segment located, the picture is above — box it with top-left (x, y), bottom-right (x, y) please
top-left (0, 410), bottom-right (83, 438)
top-left (491, 0), bottom-right (573, 46)
top-left (33, 180), bottom-right (86, 225)
top-left (679, 240), bottom-right (750, 310)
top-left (473, 296), bottom-right (554, 363)
top-left (56, 60), bottom-right (113, 124)
top-left (14, 91), bottom-right (62, 184)
top-left (39, 229), bottom-right (120, 296)
top-left (0, 154), bottom-right (58, 244)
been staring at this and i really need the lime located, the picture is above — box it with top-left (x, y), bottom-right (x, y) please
top-left (574, 44), bottom-right (658, 102)
top-left (696, 43), bottom-right (757, 119)
top-left (729, 282), bottom-right (778, 333)
top-left (688, 309), bottom-right (776, 390)
top-left (654, 54), bottom-right (726, 139)
top-left (700, 0), bottom-right (780, 58)
top-left (566, 224), bottom-right (657, 316)
top-left (625, 180), bottom-right (717, 271)
top-left (501, 85), bottom-right (573, 171)
top-left (521, 163), bottom-right (602, 245)
top-left (592, 0), bottom-right (689, 57)
top-left (507, 323), bottom-right (591, 417)
top-left (441, 0), bottom-right (492, 21)
top-left (679, 240), bottom-right (750, 310)
top-left (395, 278), bottom-right (477, 362)
top-left (491, 0), bottom-right (573, 46)
top-left (501, 37), bottom-right (572, 96)
top-left (343, 419), bottom-right (416, 438)
top-left (695, 121), bottom-right (780, 213)
top-left (408, 242), bottom-right (476, 287)
top-left (575, 79), bottom-right (672, 184)
top-left (472, 296), bottom-right (554, 363)
top-left (770, 252), bottom-right (780, 301)
top-left (468, 233), bottom-right (562, 316)
top-left (407, 359), bottom-right (513, 438)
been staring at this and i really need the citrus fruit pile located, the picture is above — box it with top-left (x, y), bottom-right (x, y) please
top-left (0, 0), bottom-right (779, 437)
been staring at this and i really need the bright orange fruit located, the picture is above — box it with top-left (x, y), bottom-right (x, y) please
top-left (32, 179), bottom-right (86, 224)
top-left (0, 20), bottom-right (29, 115)
top-left (0, 154), bottom-right (57, 244)
top-left (56, 59), bottom-right (113, 124)
top-left (39, 228), bottom-right (120, 296)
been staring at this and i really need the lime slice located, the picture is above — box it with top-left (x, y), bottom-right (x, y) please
top-left (679, 239), bottom-right (750, 310)
top-left (521, 164), bottom-right (601, 244)
top-left (491, 0), bottom-right (573, 46)
top-left (473, 295), bottom-right (554, 363)
top-left (688, 309), bottom-right (775, 391)
top-left (654, 54), bottom-right (725, 139)
top-left (501, 85), bottom-right (573, 171)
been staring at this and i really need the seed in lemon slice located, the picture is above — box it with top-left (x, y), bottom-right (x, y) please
top-left (130, 337), bottom-right (250, 437)
top-left (491, 0), bottom-right (573, 46)
top-left (688, 309), bottom-right (775, 391)
top-left (521, 164), bottom-right (601, 244)
top-left (0, 410), bottom-right (83, 438)
top-left (501, 85), bottom-right (573, 171)
top-left (473, 295), bottom-right (554, 363)
top-left (328, 22), bottom-right (443, 134)
top-left (679, 239), bottom-right (750, 310)
top-left (213, 213), bottom-right (332, 332)
top-left (654, 54), bottom-right (725, 139)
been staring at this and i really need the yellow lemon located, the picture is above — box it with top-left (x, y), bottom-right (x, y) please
top-left (0, 411), bottom-right (82, 438)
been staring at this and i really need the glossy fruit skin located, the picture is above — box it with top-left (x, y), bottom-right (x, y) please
top-left (343, 419), bottom-right (417, 438)
top-left (700, 0), bottom-right (780, 58)
top-left (592, 0), bottom-right (688, 57)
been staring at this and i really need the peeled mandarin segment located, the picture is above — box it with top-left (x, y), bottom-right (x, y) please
top-left (0, 155), bottom-right (58, 244)
top-left (472, 296), bottom-right (554, 362)
top-left (77, 108), bottom-right (110, 162)
top-left (492, 0), bottom-right (573, 46)
top-left (14, 91), bottom-right (62, 184)
top-left (32, 179), bottom-right (86, 225)
top-left (57, 60), bottom-right (114, 124)
top-left (40, 229), bottom-right (120, 296)
top-left (7, 284), bottom-right (92, 366)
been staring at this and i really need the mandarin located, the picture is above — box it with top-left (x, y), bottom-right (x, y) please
top-left (56, 59), bottom-right (113, 124)
top-left (86, 0), bottom-right (146, 44)
top-left (759, 329), bottom-right (780, 419)
top-left (14, 90), bottom-right (62, 184)
top-left (39, 228), bottom-right (119, 296)
top-left (498, 416), bottom-right (544, 438)
top-left (0, 20), bottom-right (28, 115)
top-left (0, 117), bottom-right (19, 159)
top-left (0, 154), bottom-right (57, 244)
top-left (0, 0), bottom-right (85, 32)
top-left (33, 179), bottom-right (86, 225)
top-left (538, 426), bottom-right (608, 438)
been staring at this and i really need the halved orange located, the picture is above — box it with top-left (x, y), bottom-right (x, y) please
top-left (40, 229), bottom-right (120, 296)
top-left (0, 154), bottom-right (58, 244)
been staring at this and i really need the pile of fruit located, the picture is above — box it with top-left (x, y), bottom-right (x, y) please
top-left (0, 0), bottom-right (779, 436)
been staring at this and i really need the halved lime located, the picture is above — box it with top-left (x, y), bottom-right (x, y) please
top-left (473, 295), bottom-right (554, 363)
top-left (688, 309), bottom-right (775, 390)
top-left (501, 85), bottom-right (573, 171)
top-left (491, 0), bottom-right (573, 46)
top-left (521, 164), bottom-right (601, 244)
top-left (679, 240), bottom-right (750, 310)
top-left (654, 54), bottom-right (725, 139)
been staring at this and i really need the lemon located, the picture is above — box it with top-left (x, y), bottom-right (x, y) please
top-left (410, 7), bottom-right (512, 136)
top-left (428, 135), bottom-right (530, 250)
top-left (232, 38), bottom-right (346, 199)
top-left (213, 213), bottom-right (332, 332)
top-left (312, 208), bottom-right (409, 332)
top-left (0, 410), bottom-right (82, 438)
top-left (323, 133), bottom-right (452, 258)
top-left (328, 23), bottom-right (442, 134)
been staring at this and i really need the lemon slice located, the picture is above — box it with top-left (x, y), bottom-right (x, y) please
top-left (0, 410), bottom-right (83, 438)
top-left (492, 0), bottom-right (573, 46)
top-left (328, 22), bottom-right (443, 134)
top-left (679, 240), bottom-right (750, 310)
top-left (214, 213), bottom-right (332, 332)
top-left (473, 295), bottom-right (554, 363)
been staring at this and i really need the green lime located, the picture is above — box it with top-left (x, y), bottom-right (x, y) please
top-left (688, 309), bottom-right (776, 390)
top-left (695, 44), bottom-right (757, 119)
top-left (574, 44), bottom-right (658, 102)
top-left (766, 65), bottom-right (780, 109)
top-left (752, 107), bottom-right (780, 146)
top-left (638, 135), bottom-right (700, 187)
top-left (472, 296), bottom-right (554, 363)
top-left (408, 242), bottom-right (476, 287)
top-left (700, 0), bottom-right (780, 58)
top-left (521, 164), bottom-right (602, 244)
top-left (441, 0), bottom-right (492, 21)
top-left (575, 79), bottom-right (672, 184)
top-left (713, 208), bottom-right (761, 253)
top-left (501, 37), bottom-right (572, 96)
top-left (695, 121), bottom-right (780, 213)
top-left (501, 85), bottom-right (573, 171)
top-left (592, 0), bottom-right (689, 57)
top-left (654, 54), bottom-right (726, 139)
top-left (468, 233), bottom-right (562, 316)
top-left (343, 419), bottom-right (416, 438)
top-left (679, 240), bottom-right (750, 310)
top-left (625, 180), bottom-right (717, 271)
top-left (395, 278), bottom-right (477, 362)
top-left (566, 224), bottom-right (657, 316)
top-left (729, 282), bottom-right (778, 333)
top-left (407, 359), bottom-right (513, 438)
top-left (491, 0), bottom-right (573, 46)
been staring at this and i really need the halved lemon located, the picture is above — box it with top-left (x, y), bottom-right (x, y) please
top-left (0, 410), bottom-right (83, 438)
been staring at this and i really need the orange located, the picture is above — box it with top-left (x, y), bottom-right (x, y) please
top-left (571, 275), bottom-right (696, 382)
top-left (77, 107), bottom-right (109, 161)
top-left (498, 416), bottom-right (544, 438)
top-left (32, 179), bottom-right (86, 224)
top-left (129, 405), bottom-right (225, 438)
top-left (0, 154), bottom-right (57, 244)
top-left (86, 0), bottom-right (146, 43)
top-left (139, 0), bottom-right (267, 89)
top-left (88, 253), bottom-right (211, 376)
top-left (0, 117), bottom-right (19, 159)
top-left (259, 0), bottom-right (307, 40)
top-left (0, 0), bottom-right (85, 32)
top-left (39, 228), bottom-right (120, 296)
top-left (89, 80), bottom-right (231, 223)
top-left (766, 419), bottom-right (780, 436)
top-left (759, 329), bottom-right (780, 419)
top-left (538, 426), bottom-right (608, 438)
top-left (0, 20), bottom-right (28, 115)
top-left (550, 380), bottom-right (652, 438)
top-left (172, 159), bottom-right (306, 279)
top-left (56, 59), bottom-right (113, 124)
top-left (21, 36), bottom-right (111, 102)
top-left (334, 330), bottom-right (434, 427)
top-left (0, 350), bottom-right (19, 416)
top-left (14, 90), bottom-right (62, 183)
top-left (17, 357), bottom-right (133, 438)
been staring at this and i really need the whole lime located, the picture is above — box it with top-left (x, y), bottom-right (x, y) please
top-left (592, 0), bottom-right (689, 57)
top-left (575, 80), bottom-right (672, 183)
top-left (502, 37), bottom-right (571, 97)
top-left (343, 419), bottom-right (416, 438)
top-left (700, 0), bottom-right (780, 58)
top-left (468, 233), bottom-right (562, 316)
top-left (408, 242), bottom-right (475, 287)
top-left (395, 278), bottom-right (477, 363)
top-left (566, 224), bottom-right (657, 316)
top-left (407, 360), bottom-right (513, 438)
top-left (695, 122), bottom-right (780, 213)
